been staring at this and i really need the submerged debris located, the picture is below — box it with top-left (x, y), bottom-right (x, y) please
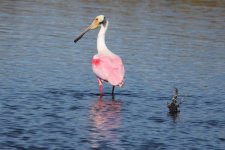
top-left (167, 88), bottom-right (182, 114)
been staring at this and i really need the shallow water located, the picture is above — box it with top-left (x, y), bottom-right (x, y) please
top-left (0, 0), bottom-right (225, 149)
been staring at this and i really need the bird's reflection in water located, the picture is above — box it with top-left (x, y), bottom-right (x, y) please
top-left (89, 96), bottom-right (122, 149)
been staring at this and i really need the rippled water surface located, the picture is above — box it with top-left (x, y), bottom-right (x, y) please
top-left (1, 0), bottom-right (225, 149)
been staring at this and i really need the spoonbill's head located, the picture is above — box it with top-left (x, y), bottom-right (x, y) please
top-left (74, 15), bottom-right (106, 43)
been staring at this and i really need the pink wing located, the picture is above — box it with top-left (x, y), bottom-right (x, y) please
top-left (92, 54), bottom-right (125, 86)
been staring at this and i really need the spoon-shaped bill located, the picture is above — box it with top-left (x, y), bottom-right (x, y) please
top-left (74, 19), bottom-right (99, 43)
top-left (74, 27), bottom-right (90, 43)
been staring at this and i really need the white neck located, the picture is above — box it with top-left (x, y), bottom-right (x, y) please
top-left (97, 21), bottom-right (113, 55)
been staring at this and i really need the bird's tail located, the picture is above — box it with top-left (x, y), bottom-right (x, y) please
top-left (118, 80), bottom-right (124, 87)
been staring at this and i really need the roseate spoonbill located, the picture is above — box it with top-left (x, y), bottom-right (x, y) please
top-left (74, 15), bottom-right (125, 96)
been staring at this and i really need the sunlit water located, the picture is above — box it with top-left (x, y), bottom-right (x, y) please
top-left (0, 0), bottom-right (225, 149)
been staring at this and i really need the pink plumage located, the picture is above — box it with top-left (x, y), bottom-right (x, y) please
top-left (92, 54), bottom-right (125, 87)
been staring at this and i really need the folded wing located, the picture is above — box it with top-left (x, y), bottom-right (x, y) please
top-left (92, 54), bottom-right (125, 86)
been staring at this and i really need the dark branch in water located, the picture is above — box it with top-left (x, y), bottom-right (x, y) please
top-left (167, 87), bottom-right (181, 114)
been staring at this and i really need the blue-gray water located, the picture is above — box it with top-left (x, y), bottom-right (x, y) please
top-left (0, 0), bottom-right (225, 149)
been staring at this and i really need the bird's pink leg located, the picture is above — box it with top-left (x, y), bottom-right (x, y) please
top-left (97, 78), bottom-right (103, 96)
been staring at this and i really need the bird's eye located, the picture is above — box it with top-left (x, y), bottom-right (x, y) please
top-left (95, 18), bottom-right (98, 21)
